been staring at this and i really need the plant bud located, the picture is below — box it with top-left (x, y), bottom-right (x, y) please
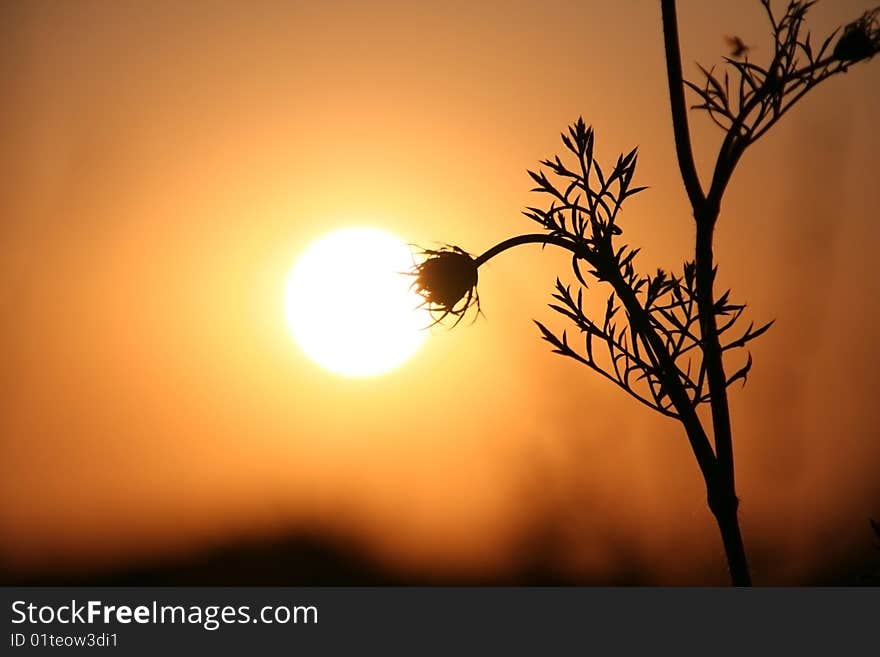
top-left (834, 9), bottom-right (880, 63)
top-left (410, 246), bottom-right (480, 326)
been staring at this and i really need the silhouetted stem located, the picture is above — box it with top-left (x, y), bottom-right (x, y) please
top-left (661, 0), bottom-right (705, 209)
top-left (710, 490), bottom-right (752, 587)
top-left (695, 197), bottom-right (751, 588)
top-left (695, 224), bottom-right (735, 498)
top-left (662, 0), bottom-right (750, 586)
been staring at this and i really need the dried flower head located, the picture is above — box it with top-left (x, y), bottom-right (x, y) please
top-left (409, 245), bottom-right (480, 326)
top-left (833, 7), bottom-right (880, 63)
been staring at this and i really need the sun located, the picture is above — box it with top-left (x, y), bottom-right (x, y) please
top-left (285, 226), bottom-right (429, 378)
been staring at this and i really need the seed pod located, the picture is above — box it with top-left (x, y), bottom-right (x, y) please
top-left (833, 9), bottom-right (880, 63)
top-left (409, 246), bottom-right (480, 326)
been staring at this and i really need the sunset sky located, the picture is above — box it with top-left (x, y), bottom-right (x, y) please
top-left (2, 0), bottom-right (879, 585)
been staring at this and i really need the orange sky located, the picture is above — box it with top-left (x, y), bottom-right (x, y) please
top-left (2, 0), bottom-right (879, 584)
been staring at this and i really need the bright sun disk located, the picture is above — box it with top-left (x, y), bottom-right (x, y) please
top-left (285, 226), bottom-right (429, 377)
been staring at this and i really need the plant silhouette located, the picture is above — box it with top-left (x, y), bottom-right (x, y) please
top-left (412, 0), bottom-right (879, 586)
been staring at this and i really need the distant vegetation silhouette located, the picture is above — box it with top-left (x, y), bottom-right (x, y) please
top-left (1, 528), bottom-right (647, 586)
top-left (411, 1), bottom-right (880, 585)
top-left (5, 519), bottom-right (878, 585)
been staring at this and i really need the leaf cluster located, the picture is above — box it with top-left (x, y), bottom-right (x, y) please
top-left (687, 1), bottom-right (878, 148)
top-left (527, 120), bottom-right (771, 420)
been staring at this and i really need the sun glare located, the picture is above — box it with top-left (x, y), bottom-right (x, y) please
top-left (285, 226), bottom-right (429, 377)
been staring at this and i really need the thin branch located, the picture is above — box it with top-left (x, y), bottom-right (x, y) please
top-left (661, 0), bottom-right (706, 211)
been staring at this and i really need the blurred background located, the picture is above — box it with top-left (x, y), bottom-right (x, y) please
top-left (1, 0), bottom-right (879, 585)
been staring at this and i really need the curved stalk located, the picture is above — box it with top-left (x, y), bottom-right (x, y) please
top-left (475, 233), bottom-right (588, 267)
